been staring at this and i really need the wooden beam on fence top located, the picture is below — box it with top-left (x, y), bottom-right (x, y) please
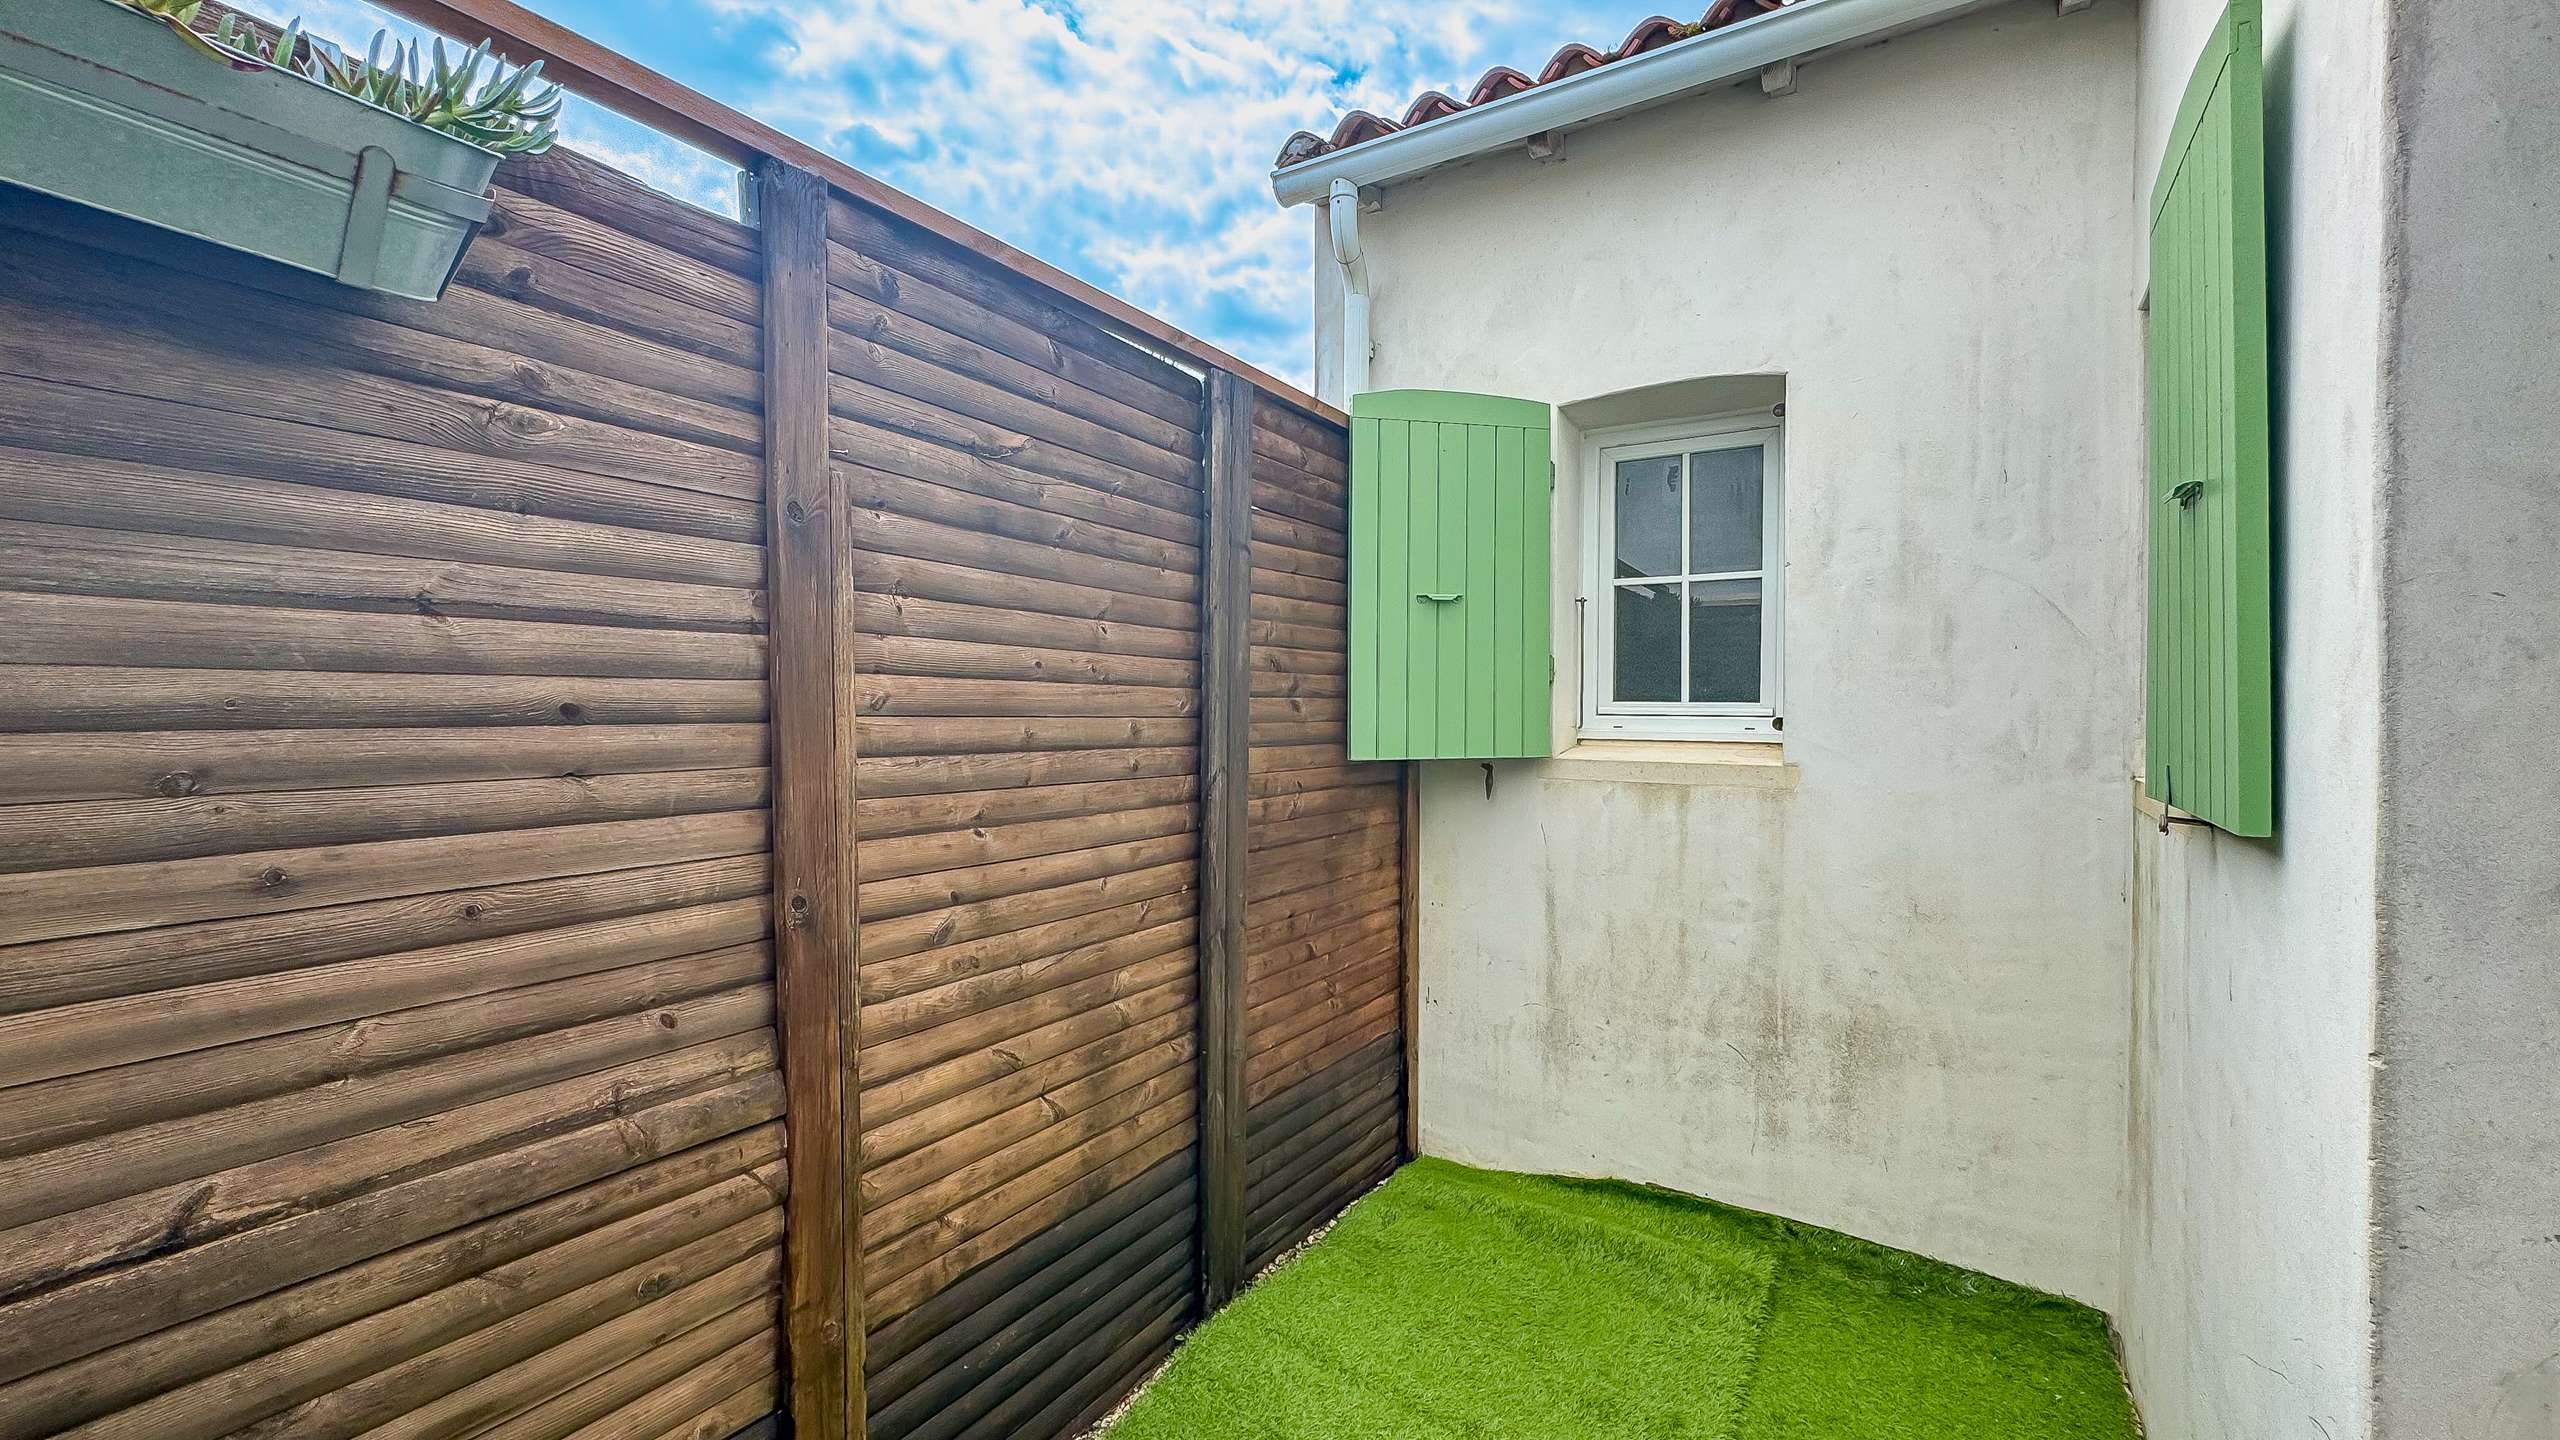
top-left (757, 159), bottom-right (865, 1440)
top-left (366, 0), bottom-right (1344, 427)
top-left (1197, 371), bottom-right (1254, 1310)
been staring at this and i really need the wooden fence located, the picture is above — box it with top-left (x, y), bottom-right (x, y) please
top-left (0, 19), bottom-right (1405, 1436)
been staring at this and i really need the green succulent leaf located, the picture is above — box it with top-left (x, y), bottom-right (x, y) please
top-left (130, 6), bottom-right (564, 157)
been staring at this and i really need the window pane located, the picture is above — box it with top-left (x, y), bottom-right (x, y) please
top-left (1612, 455), bottom-right (1681, 579)
top-left (1613, 581), bottom-right (1681, 701)
top-left (1687, 445), bottom-right (1764, 574)
top-left (1688, 577), bottom-right (1762, 703)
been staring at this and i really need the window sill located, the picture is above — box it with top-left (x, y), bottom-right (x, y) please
top-left (1534, 739), bottom-right (1797, 789)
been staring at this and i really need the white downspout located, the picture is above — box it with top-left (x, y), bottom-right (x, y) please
top-left (1327, 177), bottom-right (1371, 398)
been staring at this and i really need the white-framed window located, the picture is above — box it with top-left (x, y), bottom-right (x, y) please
top-left (1579, 413), bottom-right (1784, 741)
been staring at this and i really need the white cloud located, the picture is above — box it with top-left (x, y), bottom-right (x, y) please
top-left (700, 0), bottom-right (1646, 387)
top-left (279, 0), bottom-right (1658, 388)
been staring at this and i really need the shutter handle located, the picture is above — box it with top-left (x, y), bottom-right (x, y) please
top-left (1416, 592), bottom-right (1462, 603)
top-left (2167, 479), bottom-right (2205, 508)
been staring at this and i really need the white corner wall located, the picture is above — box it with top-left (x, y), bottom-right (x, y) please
top-left (2119, 1), bottom-right (2387, 1436)
top-left (2370, 2), bottom-right (2560, 1433)
top-left (1341, 0), bottom-right (2142, 1306)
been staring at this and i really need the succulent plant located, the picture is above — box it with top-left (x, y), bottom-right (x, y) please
top-left (115, 0), bottom-right (563, 155)
top-left (119, 0), bottom-right (229, 59)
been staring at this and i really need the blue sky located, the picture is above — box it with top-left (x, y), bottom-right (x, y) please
top-left (286, 0), bottom-right (1680, 387)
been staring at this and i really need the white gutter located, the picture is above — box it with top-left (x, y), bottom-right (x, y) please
top-left (1270, 0), bottom-right (2004, 207)
top-left (1326, 178), bottom-right (1372, 397)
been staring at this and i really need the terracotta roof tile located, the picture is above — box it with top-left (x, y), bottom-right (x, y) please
top-left (1400, 91), bottom-right (1466, 126)
top-left (1463, 65), bottom-right (1538, 106)
top-left (1535, 44), bottom-right (1612, 85)
top-left (1276, 0), bottom-right (1792, 168)
top-left (1613, 15), bottom-right (1700, 56)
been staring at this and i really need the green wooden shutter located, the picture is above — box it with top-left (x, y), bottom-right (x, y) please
top-left (2146, 0), bottom-right (2273, 836)
top-left (1349, 389), bottom-right (1552, 761)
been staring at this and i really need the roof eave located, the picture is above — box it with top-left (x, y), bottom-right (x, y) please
top-left (1270, 0), bottom-right (2007, 206)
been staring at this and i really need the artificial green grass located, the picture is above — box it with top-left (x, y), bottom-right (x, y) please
top-left (1104, 1158), bottom-right (2136, 1440)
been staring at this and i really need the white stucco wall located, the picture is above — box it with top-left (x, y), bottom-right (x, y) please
top-left (2119, 1), bottom-right (2387, 1436)
top-left (1318, 0), bottom-right (2143, 1306)
top-left (2370, 3), bottom-right (2560, 1434)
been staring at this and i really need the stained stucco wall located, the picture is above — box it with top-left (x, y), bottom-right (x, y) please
top-left (2119, 1), bottom-right (2386, 1436)
top-left (2370, 2), bottom-right (2560, 1434)
top-left (1317, 0), bottom-right (2142, 1306)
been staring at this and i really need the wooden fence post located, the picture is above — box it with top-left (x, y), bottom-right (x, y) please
top-left (1401, 765), bottom-right (1421, 1161)
top-left (1197, 371), bottom-right (1253, 1310)
top-left (759, 158), bottom-right (864, 1439)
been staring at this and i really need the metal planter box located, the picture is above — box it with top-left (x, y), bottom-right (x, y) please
top-left (0, 0), bottom-right (498, 300)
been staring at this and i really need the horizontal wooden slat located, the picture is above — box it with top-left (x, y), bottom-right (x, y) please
top-left (590, 1338), bottom-right (779, 1440)
top-left (0, 519), bottom-right (762, 632)
top-left (857, 632), bottom-right (1197, 691)
top-left (250, 1235), bottom-right (780, 1440)
top-left (1245, 1034), bottom-right (1398, 1164)
top-left (458, 232), bottom-right (759, 369)
top-left (859, 975), bottom-right (1192, 1131)
top-left (0, 1057), bottom-right (782, 1380)
top-left (856, 590), bottom-right (1192, 663)
top-left (0, 375), bottom-right (763, 546)
top-left (860, 889), bottom-right (1195, 1004)
top-left (0, 768), bottom-right (770, 874)
top-left (0, 265), bottom-right (764, 504)
top-left (824, 278), bottom-right (1193, 456)
top-left (860, 945), bottom-right (1192, 1085)
top-left (1251, 421), bottom-right (1347, 484)
top-left (857, 857), bottom-right (1194, 965)
top-left (865, 1101), bottom-right (1194, 1323)
top-left (0, 590), bottom-right (764, 679)
top-left (0, 724), bottom-right (768, 804)
top-left (858, 832), bottom-right (1196, 925)
top-left (0, 894), bottom-right (770, 1088)
top-left (829, 334), bottom-right (1195, 486)
top-left (0, 854), bottom-right (770, 1015)
top-left (0, 445), bottom-right (766, 590)
top-left (845, 501), bottom-right (1195, 606)
top-left (3, 227), bottom-right (761, 453)
top-left (862, 1088), bottom-right (1195, 1292)
top-left (854, 747), bottom-right (1194, 800)
top-left (858, 802), bottom-right (1195, 883)
top-left (1249, 1109), bottom-right (1397, 1270)
top-left (862, 1063), bottom-right (1195, 1252)
top-left (0, 188), bottom-right (762, 419)
top-left (0, 984), bottom-right (774, 1233)
top-left (27, 1163), bottom-right (782, 1440)
top-left (878, 1230), bottom-right (1185, 1440)
top-left (852, 547), bottom-right (1195, 638)
top-left (858, 775), bottom-right (1196, 843)
top-left (493, 150), bottom-right (757, 275)
top-left (0, 1126), bottom-right (784, 1438)
top-left (0, 942), bottom-right (771, 1161)
top-left (456, 1295), bottom-right (775, 1440)
top-left (860, 1010), bottom-right (1194, 1175)
top-left (0, 810), bottom-right (769, 946)
top-left (861, 916), bottom-right (1196, 1046)
top-left (846, 464), bottom-right (1195, 573)
top-left (486, 187), bottom-right (759, 326)
top-left (1249, 993), bottom-right (1401, 1105)
top-left (864, 1161), bottom-right (1189, 1428)
top-left (824, 243), bottom-right (1197, 437)
top-left (824, 198), bottom-right (1199, 409)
